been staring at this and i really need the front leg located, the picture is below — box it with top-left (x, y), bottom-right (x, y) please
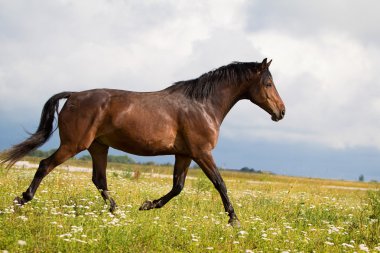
top-left (194, 152), bottom-right (241, 227)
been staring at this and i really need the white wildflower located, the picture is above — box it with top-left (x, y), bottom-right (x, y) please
top-left (58, 233), bottom-right (72, 238)
top-left (238, 230), bottom-right (248, 235)
top-left (17, 240), bottom-right (27, 246)
top-left (342, 243), bottom-right (354, 248)
top-left (71, 226), bottom-right (83, 233)
top-left (328, 225), bottom-right (340, 234)
top-left (359, 244), bottom-right (369, 252)
top-left (17, 216), bottom-right (28, 221)
top-left (72, 238), bottom-right (87, 244)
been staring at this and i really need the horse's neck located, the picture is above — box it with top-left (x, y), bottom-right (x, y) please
top-left (206, 82), bottom-right (248, 125)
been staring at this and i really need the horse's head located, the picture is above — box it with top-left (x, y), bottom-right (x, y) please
top-left (249, 58), bottom-right (285, 122)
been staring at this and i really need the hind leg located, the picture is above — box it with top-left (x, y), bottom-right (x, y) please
top-left (14, 145), bottom-right (77, 206)
top-left (139, 155), bottom-right (191, 210)
top-left (88, 141), bottom-right (116, 213)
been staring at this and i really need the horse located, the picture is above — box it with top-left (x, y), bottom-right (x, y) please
top-left (0, 58), bottom-right (285, 226)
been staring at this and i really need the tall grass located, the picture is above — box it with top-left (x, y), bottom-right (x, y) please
top-left (0, 161), bottom-right (379, 252)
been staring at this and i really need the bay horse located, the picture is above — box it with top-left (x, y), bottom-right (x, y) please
top-left (1, 58), bottom-right (285, 226)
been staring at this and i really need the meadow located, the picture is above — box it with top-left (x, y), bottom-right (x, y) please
top-left (0, 158), bottom-right (379, 252)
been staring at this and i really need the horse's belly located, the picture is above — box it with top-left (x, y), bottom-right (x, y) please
top-left (98, 128), bottom-right (178, 156)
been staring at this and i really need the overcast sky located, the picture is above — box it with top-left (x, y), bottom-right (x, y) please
top-left (1, 0), bottom-right (379, 181)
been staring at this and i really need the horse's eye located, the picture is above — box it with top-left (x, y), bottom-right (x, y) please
top-left (265, 82), bottom-right (272, 87)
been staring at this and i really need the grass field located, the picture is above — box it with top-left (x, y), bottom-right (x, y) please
top-left (0, 158), bottom-right (379, 252)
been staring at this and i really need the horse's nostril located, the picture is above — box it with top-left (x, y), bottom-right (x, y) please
top-left (281, 109), bottom-right (286, 117)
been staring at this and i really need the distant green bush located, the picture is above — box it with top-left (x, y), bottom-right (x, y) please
top-left (28, 149), bottom-right (57, 157)
top-left (240, 166), bottom-right (262, 173)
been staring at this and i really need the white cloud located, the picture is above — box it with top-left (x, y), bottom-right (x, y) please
top-left (0, 0), bottom-right (379, 152)
top-left (0, 0), bottom-right (248, 117)
top-left (245, 0), bottom-right (380, 45)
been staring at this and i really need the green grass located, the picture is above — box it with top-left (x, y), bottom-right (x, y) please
top-left (0, 159), bottom-right (380, 252)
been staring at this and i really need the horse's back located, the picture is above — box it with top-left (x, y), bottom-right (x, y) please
top-left (57, 89), bottom-right (181, 155)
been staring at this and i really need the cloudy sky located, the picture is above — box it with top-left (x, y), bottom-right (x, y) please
top-left (1, 0), bottom-right (379, 180)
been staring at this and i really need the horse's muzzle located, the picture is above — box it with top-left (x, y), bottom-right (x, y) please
top-left (271, 108), bottom-right (285, 122)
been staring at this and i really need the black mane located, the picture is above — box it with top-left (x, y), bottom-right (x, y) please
top-left (167, 62), bottom-right (261, 100)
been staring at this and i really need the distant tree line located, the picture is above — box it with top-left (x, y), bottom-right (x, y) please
top-left (240, 167), bottom-right (263, 174)
top-left (28, 150), bottom-right (270, 174)
top-left (28, 149), bottom-right (136, 164)
top-left (27, 149), bottom-right (178, 166)
top-left (79, 154), bottom-right (136, 164)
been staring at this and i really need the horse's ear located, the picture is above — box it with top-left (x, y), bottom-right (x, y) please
top-left (260, 58), bottom-right (268, 71)
top-left (267, 59), bottom-right (272, 68)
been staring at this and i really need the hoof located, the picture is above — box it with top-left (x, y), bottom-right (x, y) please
top-left (13, 196), bottom-right (25, 206)
top-left (109, 205), bottom-right (116, 213)
top-left (109, 202), bottom-right (117, 213)
top-left (139, 200), bottom-right (154, 210)
top-left (228, 217), bottom-right (241, 228)
top-left (109, 198), bottom-right (117, 213)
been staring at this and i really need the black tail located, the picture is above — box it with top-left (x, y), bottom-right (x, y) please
top-left (0, 92), bottom-right (73, 168)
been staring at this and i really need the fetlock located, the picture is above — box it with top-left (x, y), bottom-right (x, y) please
top-left (22, 191), bottom-right (33, 202)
